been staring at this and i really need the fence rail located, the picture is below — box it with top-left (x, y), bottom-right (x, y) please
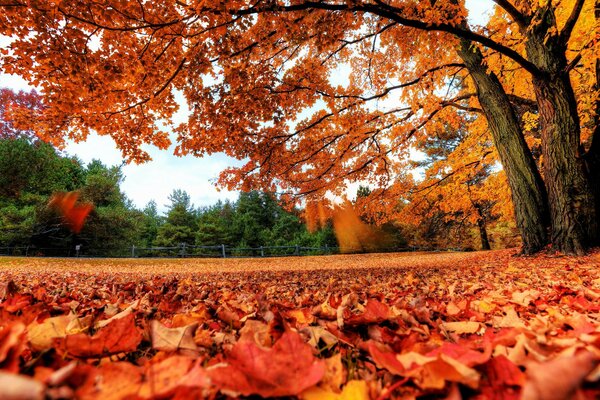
top-left (0, 243), bottom-right (427, 259)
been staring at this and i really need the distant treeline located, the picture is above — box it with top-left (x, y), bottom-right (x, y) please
top-left (0, 137), bottom-right (346, 256)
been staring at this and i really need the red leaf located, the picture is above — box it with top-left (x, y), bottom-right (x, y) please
top-left (476, 356), bottom-right (524, 400)
top-left (1, 294), bottom-right (31, 313)
top-left (368, 341), bottom-right (407, 375)
top-left (426, 342), bottom-right (490, 367)
top-left (208, 330), bottom-right (325, 397)
top-left (345, 299), bottom-right (390, 326)
top-left (54, 313), bottom-right (142, 358)
top-left (0, 322), bottom-right (26, 372)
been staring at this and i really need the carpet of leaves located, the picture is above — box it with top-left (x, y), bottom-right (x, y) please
top-left (0, 249), bottom-right (599, 399)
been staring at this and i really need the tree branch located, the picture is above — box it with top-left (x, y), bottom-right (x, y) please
top-left (230, 1), bottom-right (542, 76)
top-left (491, 0), bottom-right (529, 29)
top-left (559, 0), bottom-right (585, 45)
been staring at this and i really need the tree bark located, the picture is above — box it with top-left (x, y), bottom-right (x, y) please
top-left (457, 40), bottom-right (550, 254)
top-left (524, 9), bottom-right (598, 254)
top-left (583, 55), bottom-right (600, 245)
top-left (585, 1), bottom-right (600, 244)
top-left (477, 218), bottom-right (491, 250)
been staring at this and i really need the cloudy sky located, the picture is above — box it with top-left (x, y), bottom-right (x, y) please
top-left (0, 0), bottom-right (493, 213)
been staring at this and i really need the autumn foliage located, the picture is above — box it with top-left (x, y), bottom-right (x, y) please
top-left (1, 0), bottom-right (598, 253)
top-left (0, 250), bottom-right (599, 398)
top-left (48, 191), bottom-right (93, 234)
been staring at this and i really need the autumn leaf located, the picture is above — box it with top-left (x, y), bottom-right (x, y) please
top-left (345, 299), bottom-right (390, 326)
top-left (150, 320), bottom-right (199, 355)
top-left (301, 380), bottom-right (370, 400)
top-left (138, 355), bottom-right (201, 398)
top-left (208, 330), bottom-right (326, 397)
top-left (440, 321), bottom-right (483, 335)
top-left (522, 350), bottom-right (600, 400)
top-left (48, 192), bottom-right (93, 234)
top-left (0, 372), bottom-right (44, 400)
top-left (0, 322), bottom-right (26, 372)
top-left (76, 362), bottom-right (143, 400)
top-left (478, 355), bottom-right (525, 399)
top-left (27, 314), bottom-right (75, 351)
top-left (55, 313), bottom-right (142, 358)
top-left (369, 342), bottom-right (480, 389)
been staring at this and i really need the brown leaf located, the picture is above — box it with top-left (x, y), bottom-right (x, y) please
top-left (150, 320), bottom-right (199, 355)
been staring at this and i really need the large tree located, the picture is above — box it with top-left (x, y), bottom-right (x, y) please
top-left (1, 0), bottom-right (597, 253)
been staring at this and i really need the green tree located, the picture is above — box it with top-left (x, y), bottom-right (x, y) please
top-left (196, 201), bottom-right (234, 246)
top-left (140, 200), bottom-right (163, 247)
top-left (76, 160), bottom-right (144, 256)
top-left (154, 190), bottom-right (197, 247)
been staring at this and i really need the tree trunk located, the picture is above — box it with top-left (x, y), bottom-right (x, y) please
top-left (525, 11), bottom-right (598, 254)
top-left (457, 40), bottom-right (550, 254)
top-left (477, 218), bottom-right (491, 250)
top-left (584, 57), bottom-right (600, 245)
top-left (584, 2), bottom-right (600, 244)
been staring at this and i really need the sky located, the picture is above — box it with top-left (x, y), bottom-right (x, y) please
top-left (0, 0), bottom-right (494, 213)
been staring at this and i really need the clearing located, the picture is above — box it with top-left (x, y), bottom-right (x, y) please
top-left (0, 249), bottom-right (599, 399)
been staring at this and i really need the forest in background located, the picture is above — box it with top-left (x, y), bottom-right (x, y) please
top-left (0, 134), bottom-right (518, 257)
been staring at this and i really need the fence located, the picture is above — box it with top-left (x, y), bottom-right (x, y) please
top-left (0, 243), bottom-right (352, 258)
top-left (0, 243), bottom-right (426, 259)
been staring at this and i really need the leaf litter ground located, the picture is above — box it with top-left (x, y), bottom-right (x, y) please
top-left (0, 249), bottom-right (599, 399)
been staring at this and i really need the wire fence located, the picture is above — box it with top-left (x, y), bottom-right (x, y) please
top-left (0, 243), bottom-right (426, 259)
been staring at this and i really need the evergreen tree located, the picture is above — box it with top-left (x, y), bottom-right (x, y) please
top-left (154, 190), bottom-right (197, 247)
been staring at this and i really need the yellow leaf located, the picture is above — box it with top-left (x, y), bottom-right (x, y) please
top-left (27, 315), bottom-right (74, 351)
top-left (301, 380), bottom-right (369, 400)
top-left (441, 321), bottom-right (482, 334)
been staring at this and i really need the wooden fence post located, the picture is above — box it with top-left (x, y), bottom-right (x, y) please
top-left (295, 245), bottom-right (300, 256)
top-left (221, 244), bottom-right (226, 258)
top-left (260, 246), bottom-right (264, 257)
top-left (131, 245), bottom-right (136, 258)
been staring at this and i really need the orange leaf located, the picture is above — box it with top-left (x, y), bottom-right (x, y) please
top-left (0, 322), bottom-right (26, 372)
top-left (208, 330), bottom-right (325, 397)
top-left (54, 313), bottom-right (142, 358)
top-left (49, 192), bottom-right (93, 234)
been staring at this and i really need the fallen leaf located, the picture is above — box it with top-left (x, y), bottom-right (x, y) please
top-left (441, 321), bottom-right (482, 335)
top-left (208, 330), bottom-right (325, 397)
top-left (345, 299), bottom-right (390, 326)
top-left (0, 322), bottom-right (26, 372)
top-left (0, 372), bottom-right (45, 400)
top-left (522, 350), bottom-right (599, 400)
top-left (76, 362), bottom-right (142, 400)
top-left (301, 380), bottom-right (369, 400)
top-left (150, 320), bottom-right (199, 355)
top-left (27, 315), bottom-right (74, 351)
top-left (138, 355), bottom-right (196, 398)
top-left (55, 313), bottom-right (142, 358)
